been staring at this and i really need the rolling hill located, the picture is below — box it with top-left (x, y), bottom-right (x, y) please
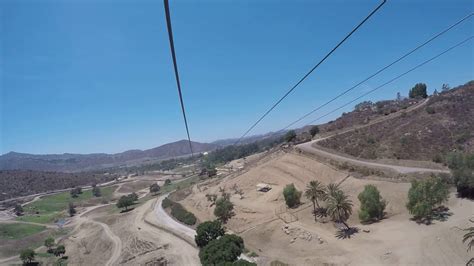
top-left (0, 140), bottom-right (218, 172)
top-left (318, 81), bottom-right (474, 162)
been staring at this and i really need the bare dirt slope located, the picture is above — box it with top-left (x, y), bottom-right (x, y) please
top-left (179, 151), bottom-right (474, 265)
top-left (319, 81), bottom-right (474, 162)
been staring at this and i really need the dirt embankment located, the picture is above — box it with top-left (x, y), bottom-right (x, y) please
top-left (178, 151), bottom-right (474, 265)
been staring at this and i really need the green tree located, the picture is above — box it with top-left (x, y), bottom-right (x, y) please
top-left (195, 220), bottom-right (226, 247)
top-left (358, 184), bottom-right (386, 223)
top-left (327, 183), bottom-right (341, 198)
top-left (408, 83), bottom-right (428, 98)
top-left (406, 176), bottom-right (449, 221)
top-left (463, 220), bottom-right (474, 251)
top-left (309, 126), bottom-right (320, 137)
top-left (284, 130), bottom-right (297, 143)
top-left (44, 237), bottom-right (55, 252)
top-left (199, 234), bottom-right (244, 265)
top-left (149, 183), bottom-right (161, 195)
top-left (53, 245), bottom-right (66, 257)
top-left (326, 190), bottom-right (353, 230)
top-left (283, 184), bottom-right (301, 208)
top-left (164, 179), bottom-right (171, 186)
top-left (214, 197), bottom-right (235, 223)
top-left (68, 202), bottom-right (76, 217)
top-left (20, 249), bottom-right (36, 265)
top-left (14, 204), bottom-right (24, 216)
top-left (304, 180), bottom-right (326, 220)
top-left (70, 188), bottom-right (78, 198)
top-left (117, 195), bottom-right (133, 211)
top-left (128, 192), bottom-right (139, 202)
top-left (92, 184), bottom-right (101, 197)
top-left (447, 152), bottom-right (474, 199)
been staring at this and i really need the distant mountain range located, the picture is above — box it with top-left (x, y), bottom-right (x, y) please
top-left (0, 140), bottom-right (218, 172)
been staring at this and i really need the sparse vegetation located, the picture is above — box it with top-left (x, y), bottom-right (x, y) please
top-left (44, 236), bottom-right (55, 252)
top-left (447, 152), bottom-right (474, 199)
top-left (14, 204), bottom-right (24, 216)
top-left (214, 194), bottom-right (235, 223)
top-left (309, 126), bottom-right (320, 137)
top-left (195, 220), bottom-right (225, 247)
top-left (17, 186), bottom-right (115, 224)
top-left (283, 184), bottom-right (301, 208)
top-left (358, 184), bottom-right (386, 223)
top-left (406, 176), bottom-right (449, 222)
top-left (284, 130), bottom-right (297, 143)
top-left (92, 184), bottom-right (101, 197)
top-left (20, 248), bottom-right (36, 265)
top-left (0, 223), bottom-right (46, 239)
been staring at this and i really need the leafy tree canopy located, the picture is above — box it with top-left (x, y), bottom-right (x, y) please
top-left (283, 183), bottom-right (301, 208)
top-left (199, 234), bottom-right (244, 265)
top-left (406, 176), bottom-right (449, 220)
top-left (358, 184), bottom-right (386, 223)
top-left (195, 220), bottom-right (226, 247)
top-left (409, 83), bottom-right (428, 98)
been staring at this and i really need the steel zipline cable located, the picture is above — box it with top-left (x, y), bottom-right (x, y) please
top-left (163, 0), bottom-right (194, 156)
top-left (305, 36), bottom-right (474, 126)
top-left (234, 0), bottom-right (387, 145)
top-left (281, 12), bottom-right (474, 131)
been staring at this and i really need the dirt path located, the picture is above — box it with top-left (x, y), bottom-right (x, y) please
top-left (73, 205), bottom-right (123, 266)
top-left (297, 98), bottom-right (450, 174)
top-left (298, 140), bottom-right (449, 174)
top-left (154, 194), bottom-right (254, 262)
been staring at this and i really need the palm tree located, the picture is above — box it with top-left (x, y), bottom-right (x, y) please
top-left (326, 190), bottom-right (353, 230)
top-left (327, 183), bottom-right (340, 198)
top-left (304, 180), bottom-right (327, 220)
top-left (463, 219), bottom-right (474, 251)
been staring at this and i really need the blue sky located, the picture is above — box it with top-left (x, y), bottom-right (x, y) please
top-left (1, 0), bottom-right (473, 154)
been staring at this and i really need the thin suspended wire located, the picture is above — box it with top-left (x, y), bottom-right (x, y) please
top-left (164, 0), bottom-right (194, 156)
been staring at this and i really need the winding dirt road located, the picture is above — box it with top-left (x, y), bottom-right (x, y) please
top-left (296, 98), bottom-right (449, 174)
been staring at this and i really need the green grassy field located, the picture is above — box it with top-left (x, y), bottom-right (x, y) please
top-left (17, 186), bottom-right (116, 224)
top-left (160, 175), bottom-right (200, 194)
top-left (0, 223), bottom-right (46, 240)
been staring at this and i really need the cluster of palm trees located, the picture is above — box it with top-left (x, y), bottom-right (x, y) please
top-left (304, 180), bottom-right (353, 230)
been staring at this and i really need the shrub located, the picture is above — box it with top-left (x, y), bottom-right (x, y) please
top-left (170, 202), bottom-right (197, 225)
top-left (214, 197), bottom-right (235, 223)
top-left (195, 220), bottom-right (225, 247)
top-left (199, 234), bottom-right (244, 265)
top-left (20, 249), bottom-right (36, 264)
top-left (309, 126), bottom-right (320, 137)
top-left (162, 197), bottom-right (174, 208)
top-left (358, 185), bottom-right (386, 223)
top-left (426, 106), bottom-right (435, 114)
top-left (164, 179), bottom-right (171, 186)
top-left (117, 195), bottom-right (134, 211)
top-left (283, 184), bottom-right (301, 208)
top-left (448, 152), bottom-right (474, 199)
top-left (284, 130), bottom-right (297, 142)
top-left (406, 176), bottom-right (449, 221)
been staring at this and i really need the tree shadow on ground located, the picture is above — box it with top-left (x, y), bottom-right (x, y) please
top-left (120, 208), bottom-right (135, 213)
top-left (335, 227), bottom-right (359, 239)
top-left (314, 207), bottom-right (328, 218)
top-left (412, 206), bottom-right (453, 225)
